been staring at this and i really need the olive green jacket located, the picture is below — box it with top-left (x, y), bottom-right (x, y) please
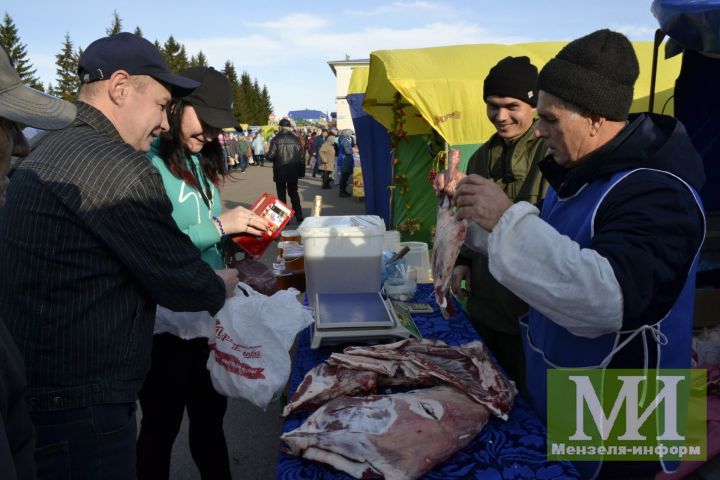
top-left (457, 120), bottom-right (547, 334)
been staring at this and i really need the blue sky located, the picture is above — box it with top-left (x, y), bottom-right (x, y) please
top-left (5, 0), bottom-right (661, 117)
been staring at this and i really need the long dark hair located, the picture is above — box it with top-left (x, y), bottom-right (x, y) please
top-left (158, 98), bottom-right (226, 207)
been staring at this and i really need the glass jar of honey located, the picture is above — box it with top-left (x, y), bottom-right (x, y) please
top-left (281, 229), bottom-right (301, 244)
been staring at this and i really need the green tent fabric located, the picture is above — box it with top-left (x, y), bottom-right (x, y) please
top-left (392, 136), bottom-right (436, 242)
top-left (391, 139), bottom-right (479, 244)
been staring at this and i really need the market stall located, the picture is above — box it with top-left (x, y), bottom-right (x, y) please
top-left (356, 41), bottom-right (681, 244)
top-left (275, 285), bottom-right (580, 479)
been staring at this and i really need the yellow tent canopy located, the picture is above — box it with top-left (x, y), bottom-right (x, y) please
top-left (348, 66), bottom-right (370, 95)
top-left (260, 125), bottom-right (278, 141)
top-left (363, 41), bottom-right (681, 146)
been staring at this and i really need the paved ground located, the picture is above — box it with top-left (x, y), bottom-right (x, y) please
top-left (137, 161), bottom-right (366, 480)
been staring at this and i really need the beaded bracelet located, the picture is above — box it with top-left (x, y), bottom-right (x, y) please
top-left (212, 216), bottom-right (227, 238)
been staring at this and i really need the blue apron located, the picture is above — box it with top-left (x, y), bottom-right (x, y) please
top-left (520, 168), bottom-right (704, 479)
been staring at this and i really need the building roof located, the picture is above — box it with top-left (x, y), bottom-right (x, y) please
top-left (288, 109), bottom-right (326, 120)
top-left (327, 58), bottom-right (370, 75)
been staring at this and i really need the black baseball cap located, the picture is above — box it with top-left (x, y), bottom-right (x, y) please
top-left (78, 32), bottom-right (199, 93)
top-left (180, 67), bottom-right (239, 129)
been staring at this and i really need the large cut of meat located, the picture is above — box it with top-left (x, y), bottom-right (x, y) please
top-left (284, 338), bottom-right (516, 420)
top-left (338, 338), bottom-right (516, 420)
top-left (281, 385), bottom-right (491, 480)
top-left (327, 341), bottom-right (441, 386)
top-left (432, 148), bottom-right (468, 318)
top-left (282, 362), bottom-right (378, 416)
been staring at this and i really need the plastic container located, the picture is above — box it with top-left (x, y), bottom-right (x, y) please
top-left (399, 241), bottom-right (432, 283)
top-left (382, 230), bottom-right (401, 253)
top-left (298, 215), bottom-right (386, 306)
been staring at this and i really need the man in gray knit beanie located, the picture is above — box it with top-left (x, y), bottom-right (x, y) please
top-left (453, 28), bottom-right (706, 479)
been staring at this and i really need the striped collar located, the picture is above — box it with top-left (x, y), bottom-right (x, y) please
top-left (74, 101), bottom-right (124, 144)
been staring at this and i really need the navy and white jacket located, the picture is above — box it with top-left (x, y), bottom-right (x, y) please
top-left (466, 112), bottom-right (706, 478)
top-left (467, 112), bottom-right (705, 340)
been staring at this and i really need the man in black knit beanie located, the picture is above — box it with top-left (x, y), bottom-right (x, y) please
top-left (538, 29), bottom-right (639, 120)
top-left (452, 29), bottom-right (706, 479)
top-left (440, 55), bottom-right (547, 398)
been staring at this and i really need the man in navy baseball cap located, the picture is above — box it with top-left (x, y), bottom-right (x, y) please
top-left (0, 33), bottom-right (232, 479)
top-left (75, 32), bottom-right (200, 152)
top-left (78, 32), bottom-right (199, 93)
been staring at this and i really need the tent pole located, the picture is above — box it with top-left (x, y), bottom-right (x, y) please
top-left (649, 28), bottom-right (666, 113)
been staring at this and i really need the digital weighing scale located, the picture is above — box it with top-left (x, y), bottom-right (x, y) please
top-left (310, 292), bottom-right (413, 349)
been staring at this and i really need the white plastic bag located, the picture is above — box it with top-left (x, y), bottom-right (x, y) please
top-left (154, 306), bottom-right (214, 339)
top-left (207, 283), bottom-right (313, 409)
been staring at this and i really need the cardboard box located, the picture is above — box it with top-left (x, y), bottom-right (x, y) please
top-left (694, 288), bottom-right (720, 329)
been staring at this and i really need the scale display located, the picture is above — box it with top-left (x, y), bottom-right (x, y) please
top-left (311, 292), bottom-right (412, 349)
top-left (315, 292), bottom-right (394, 330)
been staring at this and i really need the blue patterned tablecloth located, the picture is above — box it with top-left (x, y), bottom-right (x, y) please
top-left (275, 284), bottom-right (580, 479)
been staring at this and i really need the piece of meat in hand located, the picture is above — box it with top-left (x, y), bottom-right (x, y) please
top-left (432, 148), bottom-right (467, 318)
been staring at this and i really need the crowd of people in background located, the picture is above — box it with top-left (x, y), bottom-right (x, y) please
top-left (219, 123), bottom-right (360, 204)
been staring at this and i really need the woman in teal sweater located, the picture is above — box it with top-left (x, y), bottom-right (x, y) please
top-left (136, 67), bottom-right (269, 480)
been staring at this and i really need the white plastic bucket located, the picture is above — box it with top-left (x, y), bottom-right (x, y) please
top-left (298, 215), bottom-right (385, 306)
